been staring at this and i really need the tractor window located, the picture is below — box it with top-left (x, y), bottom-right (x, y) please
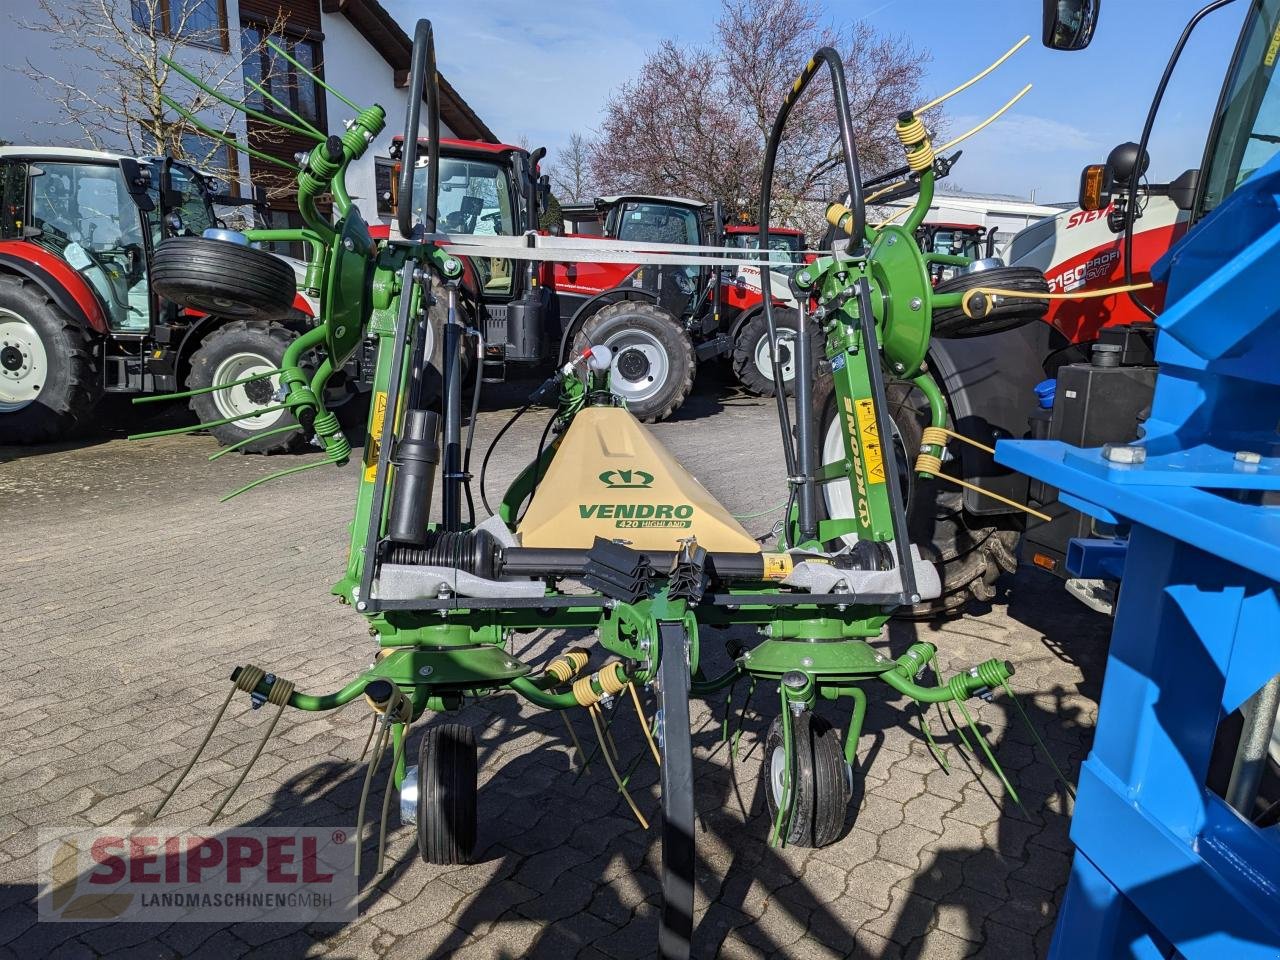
top-left (1201, 0), bottom-right (1280, 214)
top-left (726, 231), bottom-right (803, 273)
top-left (616, 203), bottom-right (700, 245)
top-left (414, 156), bottom-right (516, 295)
top-left (164, 164), bottom-right (216, 237)
top-left (29, 162), bottom-right (150, 332)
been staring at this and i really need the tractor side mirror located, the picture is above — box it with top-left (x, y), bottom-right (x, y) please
top-left (117, 158), bottom-right (155, 212)
top-left (1043, 0), bottom-right (1101, 50)
top-left (1166, 168), bottom-right (1200, 211)
top-left (158, 157), bottom-right (183, 211)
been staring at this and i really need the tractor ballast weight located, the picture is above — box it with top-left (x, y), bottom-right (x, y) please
top-left (143, 24), bottom-right (1065, 957)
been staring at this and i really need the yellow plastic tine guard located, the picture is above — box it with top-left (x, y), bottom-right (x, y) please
top-left (961, 282), bottom-right (1156, 319)
top-left (934, 83), bottom-right (1033, 156)
top-left (915, 35), bottom-right (1031, 115)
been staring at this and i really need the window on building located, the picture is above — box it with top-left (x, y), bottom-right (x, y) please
top-left (374, 158), bottom-right (395, 216)
top-left (241, 24), bottom-right (324, 125)
top-left (132, 0), bottom-right (228, 50)
top-left (258, 208), bottom-right (307, 260)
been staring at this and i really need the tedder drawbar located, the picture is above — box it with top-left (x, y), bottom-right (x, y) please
top-left (141, 22), bottom-right (1068, 956)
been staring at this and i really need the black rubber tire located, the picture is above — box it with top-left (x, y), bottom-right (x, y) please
top-left (810, 361), bottom-right (1021, 617)
top-left (574, 300), bottom-right (695, 422)
top-left (417, 723), bottom-right (478, 865)
top-left (763, 712), bottom-right (850, 847)
top-left (763, 712), bottom-right (816, 846)
top-left (808, 715), bottom-right (853, 847)
top-left (0, 273), bottom-right (101, 444)
top-left (731, 308), bottom-right (817, 397)
top-left (187, 321), bottom-right (308, 454)
top-left (931, 266), bottom-right (1049, 338)
top-left (152, 237), bottom-right (297, 322)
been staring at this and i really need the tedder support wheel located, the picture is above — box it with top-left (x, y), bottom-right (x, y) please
top-left (731, 308), bottom-right (814, 397)
top-left (0, 273), bottom-right (101, 444)
top-left (575, 301), bottom-right (695, 422)
top-left (187, 321), bottom-right (309, 454)
top-left (657, 622), bottom-right (695, 960)
top-left (810, 362), bottom-right (1020, 617)
top-left (416, 722), bottom-right (478, 865)
top-left (152, 237), bottom-right (298, 322)
top-left (763, 712), bottom-right (851, 848)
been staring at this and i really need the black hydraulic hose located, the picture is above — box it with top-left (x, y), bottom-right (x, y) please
top-left (520, 406), bottom-right (560, 522)
top-left (479, 401), bottom-right (532, 516)
top-left (461, 335), bottom-right (484, 528)
top-left (397, 19), bottom-right (440, 240)
top-left (1121, 0), bottom-right (1240, 320)
top-left (759, 47), bottom-right (866, 525)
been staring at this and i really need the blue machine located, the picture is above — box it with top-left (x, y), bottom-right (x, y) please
top-left (997, 151), bottom-right (1280, 957)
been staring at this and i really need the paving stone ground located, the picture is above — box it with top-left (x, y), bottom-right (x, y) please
top-left (0, 376), bottom-right (1111, 958)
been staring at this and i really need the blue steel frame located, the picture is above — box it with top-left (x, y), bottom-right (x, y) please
top-left (996, 152), bottom-right (1280, 958)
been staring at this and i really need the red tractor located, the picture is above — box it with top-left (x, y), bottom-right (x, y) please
top-left (382, 136), bottom-right (556, 384)
top-left (551, 194), bottom-right (807, 420)
top-left (0, 147), bottom-right (319, 449)
top-left (915, 221), bottom-right (1000, 284)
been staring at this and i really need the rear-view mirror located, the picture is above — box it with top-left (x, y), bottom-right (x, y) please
top-left (1043, 0), bottom-right (1101, 50)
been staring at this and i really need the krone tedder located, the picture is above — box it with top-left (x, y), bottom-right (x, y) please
top-left (142, 22), bottom-right (1061, 957)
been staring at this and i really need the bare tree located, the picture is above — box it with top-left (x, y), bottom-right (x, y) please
top-left (590, 0), bottom-right (936, 237)
top-left (14, 0), bottom-right (287, 178)
top-left (550, 132), bottom-right (598, 203)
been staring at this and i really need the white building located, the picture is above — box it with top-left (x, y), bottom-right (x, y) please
top-left (0, 0), bottom-right (497, 234)
top-left (873, 190), bottom-right (1061, 258)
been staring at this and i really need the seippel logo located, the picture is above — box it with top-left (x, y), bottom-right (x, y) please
top-left (599, 469), bottom-right (654, 489)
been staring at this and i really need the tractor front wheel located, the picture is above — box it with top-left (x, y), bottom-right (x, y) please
top-left (732, 308), bottom-right (814, 397)
top-left (574, 301), bottom-right (695, 422)
top-left (187, 321), bottom-right (308, 454)
top-left (0, 274), bottom-right (101, 444)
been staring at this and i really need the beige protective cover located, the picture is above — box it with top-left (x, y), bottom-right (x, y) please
top-left (517, 407), bottom-right (762, 553)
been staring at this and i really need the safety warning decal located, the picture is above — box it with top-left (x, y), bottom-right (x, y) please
top-left (853, 398), bottom-right (886, 485)
top-left (364, 391), bottom-right (388, 481)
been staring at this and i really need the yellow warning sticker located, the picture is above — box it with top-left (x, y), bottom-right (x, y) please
top-left (760, 553), bottom-right (794, 581)
top-left (1266, 21), bottom-right (1280, 66)
top-left (853, 398), bottom-right (886, 485)
top-left (363, 391), bottom-right (388, 481)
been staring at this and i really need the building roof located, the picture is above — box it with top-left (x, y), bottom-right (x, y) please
top-left (321, 0), bottom-right (497, 143)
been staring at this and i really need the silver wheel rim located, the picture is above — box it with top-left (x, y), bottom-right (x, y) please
top-left (753, 328), bottom-right (796, 384)
top-left (0, 310), bottom-right (48, 412)
top-left (820, 414), bottom-right (858, 547)
top-left (210, 351), bottom-right (285, 430)
top-left (602, 328), bottom-right (670, 406)
top-left (770, 744), bottom-right (788, 803)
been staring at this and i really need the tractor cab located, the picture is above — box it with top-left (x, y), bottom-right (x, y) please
top-left (723, 223), bottom-right (806, 277)
top-left (915, 222), bottom-right (998, 284)
top-left (596, 194), bottom-right (709, 319)
top-left (0, 148), bottom-right (230, 336)
top-left (389, 136), bottom-right (556, 378)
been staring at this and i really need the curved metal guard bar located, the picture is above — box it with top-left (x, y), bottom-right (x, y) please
top-left (397, 19), bottom-right (440, 240)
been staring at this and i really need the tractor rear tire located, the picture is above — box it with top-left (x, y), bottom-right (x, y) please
top-left (0, 274), bottom-right (101, 444)
top-left (417, 723), bottom-right (478, 865)
top-left (187, 321), bottom-right (308, 454)
top-left (731, 308), bottom-right (814, 397)
top-left (810, 361), bottom-right (1020, 617)
top-left (574, 301), bottom-right (695, 422)
top-left (931, 266), bottom-right (1049, 338)
top-left (152, 237), bottom-right (297, 323)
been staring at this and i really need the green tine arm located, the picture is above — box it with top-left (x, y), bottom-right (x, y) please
top-left (265, 37), bottom-right (361, 111)
top-left (208, 424), bottom-right (301, 461)
top-left (220, 457), bottom-right (335, 502)
top-left (129, 404), bottom-right (291, 440)
top-left (242, 76), bottom-right (325, 138)
top-left (132, 368), bottom-right (282, 404)
top-left (160, 95), bottom-right (296, 170)
top-left (159, 54), bottom-right (325, 142)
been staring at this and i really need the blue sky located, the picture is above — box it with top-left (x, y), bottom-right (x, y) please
top-left (391, 0), bottom-right (1246, 204)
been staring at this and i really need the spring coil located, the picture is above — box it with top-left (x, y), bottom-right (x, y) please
top-left (896, 112), bottom-right (936, 173)
top-left (311, 410), bottom-right (351, 463)
top-left (572, 662), bottom-right (629, 706)
top-left (546, 649), bottom-right (590, 684)
top-left (915, 425), bottom-right (949, 474)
